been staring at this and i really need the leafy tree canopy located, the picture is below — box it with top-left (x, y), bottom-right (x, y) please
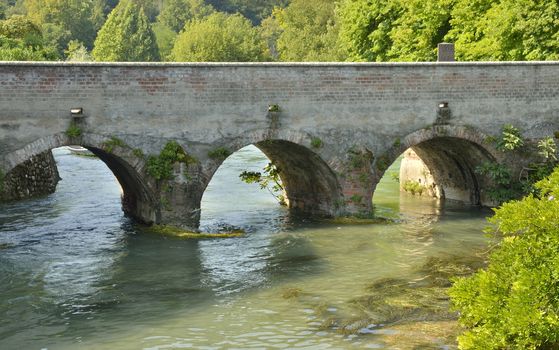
top-left (273, 0), bottom-right (344, 61)
top-left (171, 11), bottom-right (267, 62)
top-left (158, 0), bottom-right (213, 32)
top-left (0, 15), bottom-right (58, 60)
top-left (92, 0), bottom-right (160, 61)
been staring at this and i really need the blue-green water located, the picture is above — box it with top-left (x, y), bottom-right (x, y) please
top-left (0, 146), bottom-right (491, 349)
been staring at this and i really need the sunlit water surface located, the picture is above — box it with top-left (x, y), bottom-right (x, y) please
top-left (0, 146), bottom-right (491, 349)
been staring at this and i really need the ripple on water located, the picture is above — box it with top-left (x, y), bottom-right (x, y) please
top-left (0, 146), bottom-right (490, 349)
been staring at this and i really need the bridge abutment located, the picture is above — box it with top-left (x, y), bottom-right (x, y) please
top-left (0, 150), bottom-right (60, 202)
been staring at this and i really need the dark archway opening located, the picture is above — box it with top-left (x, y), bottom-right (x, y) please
top-left (201, 140), bottom-right (342, 229)
top-left (374, 137), bottom-right (496, 216)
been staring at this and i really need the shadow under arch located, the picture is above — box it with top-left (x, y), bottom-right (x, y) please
top-left (2, 133), bottom-right (158, 224)
top-left (375, 126), bottom-right (499, 206)
top-left (203, 137), bottom-right (343, 219)
top-left (255, 140), bottom-right (342, 216)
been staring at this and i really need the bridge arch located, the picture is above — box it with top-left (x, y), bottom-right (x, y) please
top-left (203, 130), bottom-right (343, 218)
top-left (2, 133), bottom-right (158, 224)
top-left (374, 125), bottom-right (499, 206)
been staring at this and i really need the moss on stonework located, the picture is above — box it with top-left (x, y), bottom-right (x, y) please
top-left (348, 147), bottom-right (373, 169)
top-left (208, 147), bottom-right (231, 160)
top-left (148, 225), bottom-right (244, 239)
top-left (310, 137), bottom-right (323, 149)
top-left (65, 122), bottom-right (82, 138)
top-left (0, 168), bottom-right (4, 194)
top-left (147, 141), bottom-right (197, 181)
top-left (133, 148), bottom-right (145, 158)
top-left (376, 155), bottom-right (390, 172)
top-left (102, 136), bottom-right (127, 153)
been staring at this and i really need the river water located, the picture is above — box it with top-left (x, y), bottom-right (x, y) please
top-left (0, 146), bottom-right (491, 349)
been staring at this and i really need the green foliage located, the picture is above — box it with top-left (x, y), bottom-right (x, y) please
top-left (102, 136), bottom-right (127, 153)
top-left (402, 180), bottom-right (426, 195)
top-left (65, 40), bottom-right (91, 61)
top-left (151, 22), bottom-right (176, 61)
top-left (147, 141), bottom-right (196, 181)
top-left (0, 15), bottom-right (58, 60)
top-left (310, 137), bottom-right (322, 149)
top-left (389, 0), bottom-right (453, 61)
top-left (350, 194), bottom-right (363, 204)
top-left (208, 147), bottom-right (231, 160)
top-left (92, 0), bottom-right (160, 62)
top-left (171, 12), bottom-right (267, 62)
top-left (65, 122), bottom-right (82, 138)
top-left (273, 0), bottom-right (344, 61)
top-left (478, 127), bottom-right (556, 203)
top-left (538, 136), bottom-right (557, 161)
top-left (450, 166), bottom-right (559, 349)
top-left (239, 162), bottom-right (286, 205)
top-left (348, 147), bottom-right (373, 169)
top-left (496, 124), bottom-right (524, 152)
top-left (448, 0), bottom-right (559, 61)
top-left (337, 0), bottom-right (402, 62)
top-left (206, 0), bottom-right (288, 25)
top-left (392, 137), bottom-right (401, 148)
top-left (158, 0), bottom-right (214, 32)
top-left (24, 0), bottom-right (103, 52)
top-left (133, 148), bottom-right (145, 158)
top-left (376, 155), bottom-right (390, 172)
top-left (268, 104), bottom-right (280, 112)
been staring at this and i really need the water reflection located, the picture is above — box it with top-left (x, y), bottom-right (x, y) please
top-left (0, 146), bottom-right (490, 349)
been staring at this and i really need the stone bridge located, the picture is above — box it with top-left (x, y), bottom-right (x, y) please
top-left (1, 62), bottom-right (558, 230)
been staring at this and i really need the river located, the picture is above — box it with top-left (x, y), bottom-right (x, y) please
top-left (0, 146), bottom-right (491, 349)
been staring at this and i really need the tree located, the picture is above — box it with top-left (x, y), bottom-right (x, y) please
top-left (206, 0), bottom-right (289, 25)
top-left (158, 0), bottom-right (213, 33)
top-left (389, 0), bottom-right (454, 61)
top-left (65, 40), bottom-right (92, 61)
top-left (450, 166), bottom-right (559, 348)
top-left (272, 0), bottom-right (344, 61)
top-left (0, 15), bottom-right (58, 60)
top-left (337, 0), bottom-right (403, 62)
top-left (447, 0), bottom-right (559, 60)
top-left (23, 0), bottom-right (102, 51)
top-left (92, 0), bottom-right (160, 62)
top-left (171, 12), bottom-right (267, 62)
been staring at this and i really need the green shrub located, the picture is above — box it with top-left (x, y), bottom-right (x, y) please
top-left (147, 141), bottom-right (196, 181)
top-left (450, 166), bottom-right (559, 349)
top-left (402, 180), bottom-right (425, 195)
top-left (496, 124), bottom-right (524, 152)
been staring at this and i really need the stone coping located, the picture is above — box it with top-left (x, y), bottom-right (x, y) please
top-left (0, 61), bottom-right (559, 68)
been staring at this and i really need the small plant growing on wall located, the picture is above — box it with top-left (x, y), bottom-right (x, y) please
top-left (102, 137), bottom-right (127, 153)
top-left (208, 147), bottom-right (231, 160)
top-left (268, 104), bottom-right (281, 112)
top-left (310, 137), bottom-right (323, 149)
top-left (147, 141), bottom-right (197, 181)
top-left (350, 194), bottom-right (363, 204)
top-left (66, 122), bottom-right (82, 138)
